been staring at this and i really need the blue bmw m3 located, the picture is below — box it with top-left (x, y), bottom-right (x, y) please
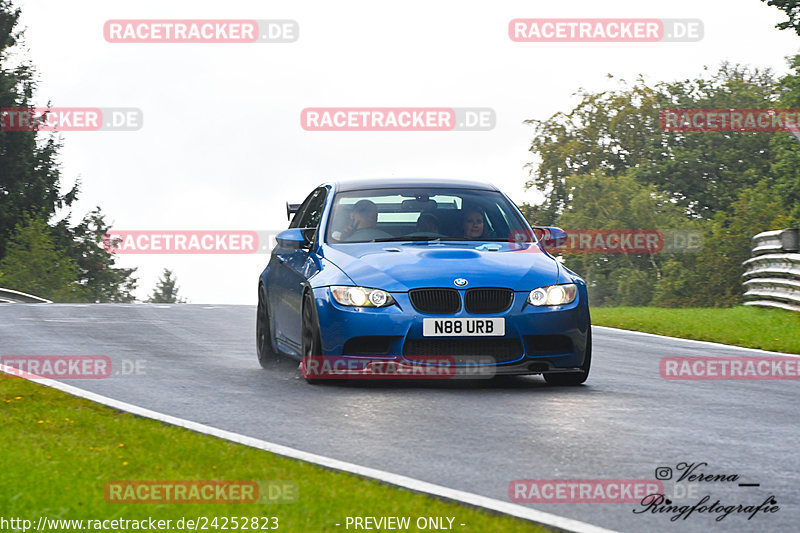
top-left (257, 178), bottom-right (591, 385)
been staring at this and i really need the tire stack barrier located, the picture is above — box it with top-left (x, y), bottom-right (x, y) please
top-left (742, 228), bottom-right (800, 312)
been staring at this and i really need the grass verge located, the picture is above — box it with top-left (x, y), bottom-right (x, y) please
top-left (592, 306), bottom-right (800, 354)
top-left (0, 377), bottom-right (552, 532)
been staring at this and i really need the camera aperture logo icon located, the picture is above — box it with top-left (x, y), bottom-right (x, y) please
top-left (655, 467), bottom-right (673, 480)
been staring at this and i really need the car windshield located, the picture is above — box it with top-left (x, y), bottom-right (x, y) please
top-left (325, 187), bottom-right (531, 244)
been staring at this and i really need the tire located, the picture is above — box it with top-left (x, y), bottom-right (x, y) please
top-left (300, 291), bottom-right (327, 384)
top-left (256, 284), bottom-right (279, 368)
top-left (544, 328), bottom-right (591, 386)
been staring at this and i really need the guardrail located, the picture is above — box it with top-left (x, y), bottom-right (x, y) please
top-left (742, 228), bottom-right (800, 312)
top-left (0, 288), bottom-right (52, 304)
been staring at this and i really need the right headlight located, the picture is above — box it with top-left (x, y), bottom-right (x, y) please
top-left (330, 286), bottom-right (395, 307)
top-left (528, 284), bottom-right (577, 306)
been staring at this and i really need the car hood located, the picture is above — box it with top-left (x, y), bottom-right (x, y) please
top-left (323, 241), bottom-right (562, 292)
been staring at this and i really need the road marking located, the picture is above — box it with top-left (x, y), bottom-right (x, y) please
top-left (594, 326), bottom-right (800, 358)
top-left (1, 363), bottom-right (619, 533)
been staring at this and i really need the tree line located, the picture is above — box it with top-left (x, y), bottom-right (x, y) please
top-left (0, 1), bottom-right (181, 303)
top-left (520, 5), bottom-right (800, 307)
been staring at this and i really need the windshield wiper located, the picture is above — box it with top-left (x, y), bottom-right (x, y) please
top-left (373, 235), bottom-right (441, 242)
top-left (371, 236), bottom-right (516, 243)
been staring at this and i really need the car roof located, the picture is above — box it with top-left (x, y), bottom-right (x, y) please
top-left (327, 178), bottom-right (500, 193)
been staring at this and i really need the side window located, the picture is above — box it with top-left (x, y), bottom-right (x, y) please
top-left (293, 187), bottom-right (327, 230)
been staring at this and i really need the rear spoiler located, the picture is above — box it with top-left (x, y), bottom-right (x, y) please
top-left (286, 202), bottom-right (302, 220)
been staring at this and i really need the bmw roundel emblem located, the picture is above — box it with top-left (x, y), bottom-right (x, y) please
top-left (454, 278), bottom-right (468, 287)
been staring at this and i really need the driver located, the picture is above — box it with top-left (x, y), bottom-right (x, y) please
top-left (341, 199), bottom-right (379, 239)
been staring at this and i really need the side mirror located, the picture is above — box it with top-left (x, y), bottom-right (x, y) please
top-left (532, 226), bottom-right (568, 248)
top-left (276, 228), bottom-right (313, 249)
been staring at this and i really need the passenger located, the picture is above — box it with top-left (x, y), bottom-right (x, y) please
top-left (461, 207), bottom-right (489, 239)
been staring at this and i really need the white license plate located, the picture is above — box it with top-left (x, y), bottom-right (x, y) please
top-left (423, 318), bottom-right (505, 337)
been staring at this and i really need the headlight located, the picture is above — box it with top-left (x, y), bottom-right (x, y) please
top-left (331, 286), bottom-right (395, 307)
top-left (528, 284), bottom-right (577, 306)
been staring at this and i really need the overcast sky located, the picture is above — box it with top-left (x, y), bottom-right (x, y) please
top-left (13, 0), bottom-right (799, 304)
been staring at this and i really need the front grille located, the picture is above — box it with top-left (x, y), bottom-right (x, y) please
top-left (403, 338), bottom-right (523, 364)
top-left (465, 288), bottom-right (513, 314)
top-left (408, 288), bottom-right (461, 314)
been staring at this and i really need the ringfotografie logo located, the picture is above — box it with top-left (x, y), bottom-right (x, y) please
top-left (635, 462), bottom-right (779, 523)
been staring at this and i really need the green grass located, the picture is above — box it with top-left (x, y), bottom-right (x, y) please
top-left (592, 306), bottom-right (800, 354)
top-left (0, 378), bottom-right (551, 533)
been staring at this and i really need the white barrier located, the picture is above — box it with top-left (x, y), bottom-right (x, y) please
top-left (0, 287), bottom-right (52, 304)
top-left (742, 229), bottom-right (800, 312)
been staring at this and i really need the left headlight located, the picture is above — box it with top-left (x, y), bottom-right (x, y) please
top-left (528, 284), bottom-right (578, 306)
top-left (330, 286), bottom-right (395, 307)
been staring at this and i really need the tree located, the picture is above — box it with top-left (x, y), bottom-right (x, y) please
top-left (524, 65), bottom-right (779, 220)
top-left (654, 180), bottom-right (791, 308)
top-left (541, 171), bottom-right (700, 307)
top-left (51, 208), bottom-right (137, 302)
top-left (0, 0), bottom-right (138, 300)
top-left (0, 0), bottom-right (77, 259)
top-left (768, 55), bottom-right (800, 225)
top-left (147, 269), bottom-right (187, 303)
top-left (0, 213), bottom-right (85, 301)
top-left (521, 60), bottom-right (797, 307)
top-left (762, 0), bottom-right (800, 34)
top-left (524, 78), bottom-right (663, 220)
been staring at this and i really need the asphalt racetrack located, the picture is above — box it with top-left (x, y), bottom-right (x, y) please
top-left (1, 304), bottom-right (797, 533)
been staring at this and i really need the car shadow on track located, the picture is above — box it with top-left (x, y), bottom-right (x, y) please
top-left (262, 358), bottom-right (595, 393)
top-left (323, 375), bottom-right (594, 393)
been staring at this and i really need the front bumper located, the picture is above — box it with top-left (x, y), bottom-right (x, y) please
top-left (311, 286), bottom-right (590, 375)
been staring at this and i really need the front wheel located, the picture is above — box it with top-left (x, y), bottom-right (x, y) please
top-left (544, 328), bottom-right (591, 386)
top-left (256, 284), bottom-right (279, 368)
top-left (300, 291), bottom-right (328, 384)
